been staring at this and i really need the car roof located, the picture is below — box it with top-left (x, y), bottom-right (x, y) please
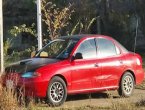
top-left (60, 34), bottom-right (128, 53)
top-left (59, 34), bottom-right (110, 41)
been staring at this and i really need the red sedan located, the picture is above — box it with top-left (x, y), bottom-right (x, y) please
top-left (4, 35), bottom-right (144, 106)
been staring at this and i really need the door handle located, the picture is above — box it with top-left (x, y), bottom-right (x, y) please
top-left (94, 63), bottom-right (99, 67)
top-left (119, 60), bottom-right (123, 64)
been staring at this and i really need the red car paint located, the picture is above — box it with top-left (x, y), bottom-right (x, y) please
top-left (4, 35), bottom-right (144, 98)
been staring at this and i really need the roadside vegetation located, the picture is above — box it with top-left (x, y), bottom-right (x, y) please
top-left (3, 0), bottom-right (145, 65)
top-left (2, 53), bottom-right (145, 110)
top-left (1, 0), bottom-right (145, 110)
top-left (1, 56), bottom-right (145, 110)
top-left (0, 88), bottom-right (145, 110)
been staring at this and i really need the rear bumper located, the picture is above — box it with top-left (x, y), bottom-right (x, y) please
top-left (135, 69), bottom-right (144, 85)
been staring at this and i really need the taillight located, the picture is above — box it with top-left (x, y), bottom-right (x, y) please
top-left (136, 58), bottom-right (141, 66)
top-left (136, 54), bottom-right (142, 66)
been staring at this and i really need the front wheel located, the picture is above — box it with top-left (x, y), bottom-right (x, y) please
top-left (118, 72), bottom-right (135, 97)
top-left (47, 76), bottom-right (67, 106)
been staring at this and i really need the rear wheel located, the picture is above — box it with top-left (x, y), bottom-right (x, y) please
top-left (47, 76), bottom-right (67, 106)
top-left (118, 72), bottom-right (135, 97)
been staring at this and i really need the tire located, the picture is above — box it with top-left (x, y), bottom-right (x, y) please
top-left (47, 76), bottom-right (67, 106)
top-left (118, 72), bottom-right (135, 97)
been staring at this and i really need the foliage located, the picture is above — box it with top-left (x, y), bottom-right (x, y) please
top-left (4, 38), bottom-right (13, 56)
top-left (3, 0), bottom-right (145, 59)
top-left (9, 24), bottom-right (36, 37)
top-left (5, 48), bottom-right (32, 66)
top-left (5, 24), bottom-right (36, 59)
top-left (41, 0), bottom-right (74, 40)
top-left (70, 0), bottom-right (98, 34)
top-left (3, 0), bottom-right (36, 17)
top-left (70, 17), bottom-right (97, 35)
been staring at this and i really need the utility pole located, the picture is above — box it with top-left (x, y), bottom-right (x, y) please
top-left (37, 0), bottom-right (42, 50)
top-left (0, 0), bottom-right (4, 73)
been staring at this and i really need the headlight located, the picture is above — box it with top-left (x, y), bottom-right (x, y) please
top-left (21, 72), bottom-right (41, 78)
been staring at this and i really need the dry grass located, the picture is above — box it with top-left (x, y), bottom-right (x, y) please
top-left (0, 75), bottom-right (26, 110)
top-left (0, 88), bottom-right (144, 110)
top-left (0, 84), bottom-right (36, 110)
top-left (136, 79), bottom-right (145, 90)
top-left (0, 87), bottom-right (19, 110)
top-left (110, 98), bottom-right (136, 110)
top-left (0, 73), bottom-right (145, 110)
top-left (0, 76), bottom-right (18, 109)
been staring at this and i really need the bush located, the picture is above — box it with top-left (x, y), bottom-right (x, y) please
top-left (5, 48), bottom-right (32, 66)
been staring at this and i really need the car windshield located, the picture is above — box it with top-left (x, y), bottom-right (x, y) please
top-left (35, 39), bottom-right (78, 59)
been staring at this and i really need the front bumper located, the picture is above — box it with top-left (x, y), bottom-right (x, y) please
top-left (3, 73), bottom-right (49, 98)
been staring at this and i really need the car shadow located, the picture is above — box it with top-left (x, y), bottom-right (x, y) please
top-left (36, 92), bottom-right (120, 107)
top-left (66, 92), bottom-right (120, 102)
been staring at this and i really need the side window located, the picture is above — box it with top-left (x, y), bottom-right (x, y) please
top-left (76, 39), bottom-right (97, 59)
top-left (97, 38), bottom-right (118, 57)
top-left (115, 46), bottom-right (121, 55)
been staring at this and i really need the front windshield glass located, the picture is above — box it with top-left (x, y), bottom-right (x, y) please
top-left (35, 39), bottom-right (78, 59)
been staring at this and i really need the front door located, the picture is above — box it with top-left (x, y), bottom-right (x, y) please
top-left (70, 38), bottom-right (102, 93)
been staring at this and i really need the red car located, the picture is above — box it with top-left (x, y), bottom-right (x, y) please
top-left (4, 35), bottom-right (144, 106)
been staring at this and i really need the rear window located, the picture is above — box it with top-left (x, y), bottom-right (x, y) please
top-left (97, 38), bottom-right (117, 57)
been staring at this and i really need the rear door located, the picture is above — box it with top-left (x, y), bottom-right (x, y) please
top-left (96, 38), bottom-right (124, 88)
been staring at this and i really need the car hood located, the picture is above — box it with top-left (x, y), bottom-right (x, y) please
top-left (5, 58), bottom-right (60, 73)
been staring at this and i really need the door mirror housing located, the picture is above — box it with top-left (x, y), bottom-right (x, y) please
top-left (70, 53), bottom-right (83, 62)
top-left (75, 53), bottom-right (83, 59)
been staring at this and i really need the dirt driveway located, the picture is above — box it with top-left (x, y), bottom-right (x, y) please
top-left (60, 89), bottom-right (145, 108)
top-left (36, 89), bottom-right (145, 109)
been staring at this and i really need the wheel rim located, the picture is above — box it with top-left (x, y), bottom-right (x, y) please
top-left (123, 75), bottom-right (134, 95)
top-left (50, 82), bottom-right (64, 103)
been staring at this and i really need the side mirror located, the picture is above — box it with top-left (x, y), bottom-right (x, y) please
top-left (31, 51), bottom-right (36, 58)
top-left (75, 53), bottom-right (83, 59)
top-left (70, 53), bottom-right (83, 62)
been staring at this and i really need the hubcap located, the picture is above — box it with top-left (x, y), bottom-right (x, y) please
top-left (123, 75), bottom-right (133, 94)
top-left (50, 82), bottom-right (64, 103)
